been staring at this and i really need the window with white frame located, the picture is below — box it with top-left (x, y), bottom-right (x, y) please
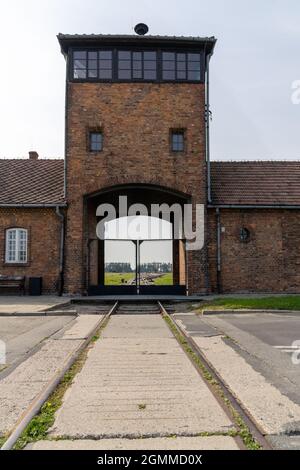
top-left (5, 228), bottom-right (28, 263)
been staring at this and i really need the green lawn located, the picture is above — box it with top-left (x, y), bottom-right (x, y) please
top-left (104, 272), bottom-right (135, 285)
top-left (153, 273), bottom-right (173, 285)
top-left (197, 296), bottom-right (300, 313)
top-left (104, 272), bottom-right (173, 286)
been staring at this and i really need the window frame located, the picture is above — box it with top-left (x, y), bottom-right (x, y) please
top-left (170, 129), bottom-right (186, 153)
top-left (70, 47), bottom-right (204, 84)
top-left (73, 49), bottom-right (114, 81)
top-left (117, 50), bottom-right (158, 82)
top-left (162, 51), bottom-right (202, 82)
top-left (5, 228), bottom-right (28, 264)
top-left (88, 130), bottom-right (103, 153)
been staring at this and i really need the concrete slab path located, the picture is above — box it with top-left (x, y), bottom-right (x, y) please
top-left (49, 314), bottom-right (235, 440)
top-left (173, 312), bottom-right (300, 444)
top-left (0, 315), bottom-right (103, 436)
top-left (192, 334), bottom-right (300, 435)
top-left (0, 315), bottom-right (74, 368)
top-left (0, 296), bottom-right (70, 314)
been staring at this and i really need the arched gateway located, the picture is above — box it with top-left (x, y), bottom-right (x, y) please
top-left (85, 184), bottom-right (189, 295)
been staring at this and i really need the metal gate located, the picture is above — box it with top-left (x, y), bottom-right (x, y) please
top-left (88, 239), bottom-right (186, 296)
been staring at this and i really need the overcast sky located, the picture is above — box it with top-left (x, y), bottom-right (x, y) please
top-left (0, 0), bottom-right (299, 161)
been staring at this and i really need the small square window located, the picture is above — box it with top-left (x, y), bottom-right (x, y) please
top-left (89, 132), bottom-right (103, 152)
top-left (171, 130), bottom-right (185, 152)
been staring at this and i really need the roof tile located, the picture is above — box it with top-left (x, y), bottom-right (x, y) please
top-left (0, 159), bottom-right (64, 205)
top-left (211, 161), bottom-right (300, 205)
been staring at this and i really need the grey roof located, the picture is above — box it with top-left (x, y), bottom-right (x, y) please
top-left (57, 33), bottom-right (217, 55)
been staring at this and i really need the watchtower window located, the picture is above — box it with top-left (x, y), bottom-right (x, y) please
top-left (118, 51), bottom-right (157, 80)
top-left (73, 50), bottom-right (113, 80)
top-left (73, 51), bottom-right (87, 79)
top-left (72, 49), bottom-right (203, 83)
top-left (99, 51), bottom-right (113, 79)
top-left (162, 52), bottom-right (201, 81)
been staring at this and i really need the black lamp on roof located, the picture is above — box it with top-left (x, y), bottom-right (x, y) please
top-left (134, 23), bottom-right (149, 36)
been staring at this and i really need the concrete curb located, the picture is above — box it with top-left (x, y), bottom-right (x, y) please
top-left (0, 310), bottom-right (77, 317)
top-left (44, 300), bottom-right (72, 312)
top-left (202, 309), bottom-right (300, 315)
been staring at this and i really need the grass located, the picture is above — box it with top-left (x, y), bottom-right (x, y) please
top-left (162, 313), bottom-right (261, 450)
top-left (0, 437), bottom-right (6, 448)
top-left (197, 295), bottom-right (300, 313)
top-left (153, 273), bottom-right (173, 285)
top-left (104, 272), bottom-right (135, 285)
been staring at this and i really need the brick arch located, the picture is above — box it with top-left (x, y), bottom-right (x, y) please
top-left (83, 179), bottom-right (193, 202)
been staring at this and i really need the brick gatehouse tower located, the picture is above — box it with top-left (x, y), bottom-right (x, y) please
top-left (58, 28), bottom-right (216, 296)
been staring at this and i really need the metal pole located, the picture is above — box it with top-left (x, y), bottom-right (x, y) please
top-left (205, 53), bottom-right (212, 204)
top-left (55, 205), bottom-right (65, 296)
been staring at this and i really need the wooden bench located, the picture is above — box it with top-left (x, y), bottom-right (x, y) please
top-left (0, 276), bottom-right (25, 295)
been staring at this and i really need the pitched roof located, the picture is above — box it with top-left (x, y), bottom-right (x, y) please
top-left (0, 159), bottom-right (65, 205)
top-left (1, 159), bottom-right (300, 207)
top-left (211, 161), bottom-right (300, 206)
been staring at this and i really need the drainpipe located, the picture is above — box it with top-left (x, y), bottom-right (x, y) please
top-left (205, 52), bottom-right (212, 204)
top-left (55, 205), bottom-right (65, 296)
top-left (63, 52), bottom-right (69, 199)
top-left (216, 208), bottom-right (221, 293)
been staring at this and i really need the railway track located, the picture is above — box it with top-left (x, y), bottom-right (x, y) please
top-left (113, 301), bottom-right (270, 449)
top-left (1, 300), bottom-right (270, 450)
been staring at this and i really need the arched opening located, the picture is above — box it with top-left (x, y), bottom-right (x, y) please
top-left (85, 184), bottom-right (189, 295)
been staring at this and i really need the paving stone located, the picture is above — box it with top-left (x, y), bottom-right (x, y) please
top-left (193, 335), bottom-right (300, 435)
top-left (0, 315), bottom-right (103, 436)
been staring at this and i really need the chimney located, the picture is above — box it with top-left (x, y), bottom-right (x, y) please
top-left (29, 151), bottom-right (39, 160)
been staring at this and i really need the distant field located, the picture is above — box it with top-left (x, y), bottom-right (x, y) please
top-left (105, 272), bottom-right (174, 286)
top-left (104, 272), bottom-right (135, 285)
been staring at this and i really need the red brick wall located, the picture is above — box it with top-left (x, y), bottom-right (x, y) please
top-left (0, 208), bottom-right (61, 293)
top-left (208, 208), bottom-right (300, 293)
top-left (65, 82), bottom-right (207, 294)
